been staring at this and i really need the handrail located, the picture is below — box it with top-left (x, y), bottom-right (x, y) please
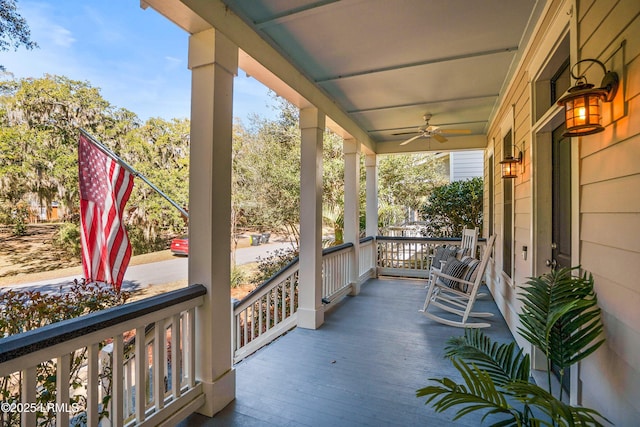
top-left (232, 241), bottom-right (360, 362)
top-left (0, 284), bottom-right (206, 364)
top-left (0, 285), bottom-right (206, 427)
top-left (233, 242), bottom-right (355, 309)
top-left (376, 235), bottom-right (487, 242)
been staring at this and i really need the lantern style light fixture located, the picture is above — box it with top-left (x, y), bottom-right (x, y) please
top-left (556, 58), bottom-right (619, 137)
top-left (500, 147), bottom-right (522, 179)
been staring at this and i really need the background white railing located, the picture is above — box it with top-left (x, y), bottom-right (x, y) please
top-left (232, 260), bottom-right (300, 363)
top-left (376, 236), bottom-right (464, 278)
top-left (0, 285), bottom-right (205, 427)
top-left (358, 237), bottom-right (376, 281)
top-left (322, 243), bottom-right (353, 304)
top-left (232, 236), bottom-right (474, 363)
top-left (232, 240), bottom-right (378, 363)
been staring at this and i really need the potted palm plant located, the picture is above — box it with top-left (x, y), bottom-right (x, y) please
top-left (417, 266), bottom-right (609, 426)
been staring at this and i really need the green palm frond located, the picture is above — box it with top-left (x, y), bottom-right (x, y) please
top-left (518, 267), bottom-right (604, 371)
top-left (445, 329), bottom-right (530, 386)
top-left (417, 358), bottom-right (519, 424)
top-left (506, 381), bottom-right (609, 426)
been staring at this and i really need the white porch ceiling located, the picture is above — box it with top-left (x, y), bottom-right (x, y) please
top-left (145, 0), bottom-right (545, 153)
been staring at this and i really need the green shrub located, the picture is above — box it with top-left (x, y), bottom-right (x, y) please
top-left (53, 222), bottom-right (81, 257)
top-left (231, 265), bottom-right (246, 288)
top-left (251, 247), bottom-right (298, 285)
top-left (0, 280), bottom-right (129, 426)
top-left (126, 226), bottom-right (171, 255)
top-left (418, 267), bottom-right (607, 426)
top-left (420, 177), bottom-right (483, 237)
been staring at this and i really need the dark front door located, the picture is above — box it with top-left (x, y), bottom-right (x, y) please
top-left (551, 124), bottom-right (572, 270)
top-left (551, 123), bottom-right (572, 393)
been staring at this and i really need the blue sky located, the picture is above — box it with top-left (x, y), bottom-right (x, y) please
top-left (1, 1), bottom-right (277, 123)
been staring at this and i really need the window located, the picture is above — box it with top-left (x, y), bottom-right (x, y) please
top-left (502, 130), bottom-right (513, 277)
top-left (488, 153), bottom-right (494, 239)
top-left (550, 58), bottom-right (570, 105)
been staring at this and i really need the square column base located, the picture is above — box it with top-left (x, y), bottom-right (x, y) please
top-left (349, 281), bottom-right (361, 296)
top-left (297, 307), bottom-right (324, 329)
top-left (197, 368), bottom-right (236, 417)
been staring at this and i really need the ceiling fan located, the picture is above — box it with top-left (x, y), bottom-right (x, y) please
top-left (394, 114), bottom-right (471, 145)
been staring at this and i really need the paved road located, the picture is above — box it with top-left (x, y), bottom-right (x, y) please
top-left (4, 240), bottom-right (294, 293)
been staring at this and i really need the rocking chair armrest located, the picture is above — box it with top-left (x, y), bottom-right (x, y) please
top-left (431, 270), bottom-right (474, 287)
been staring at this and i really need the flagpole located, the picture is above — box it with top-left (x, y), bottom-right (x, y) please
top-left (79, 129), bottom-right (189, 219)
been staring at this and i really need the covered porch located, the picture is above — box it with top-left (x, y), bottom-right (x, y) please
top-left (181, 276), bottom-right (515, 427)
top-left (1, 0), bottom-right (638, 425)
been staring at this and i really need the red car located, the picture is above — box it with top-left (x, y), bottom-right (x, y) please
top-left (170, 235), bottom-right (189, 256)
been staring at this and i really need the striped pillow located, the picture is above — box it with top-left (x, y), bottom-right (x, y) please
top-left (460, 257), bottom-right (481, 292)
top-left (438, 256), bottom-right (468, 289)
top-left (438, 256), bottom-right (481, 292)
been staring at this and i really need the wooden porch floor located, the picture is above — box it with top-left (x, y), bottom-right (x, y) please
top-left (179, 277), bottom-right (517, 426)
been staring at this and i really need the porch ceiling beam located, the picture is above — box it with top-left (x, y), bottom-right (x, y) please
top-left (181, 0), bottom-right (376, 153)
top-left (254, 0), bottom-right (341, 30)
top-left (376, 134), bottom-right (487, 154)
top-left (346, 94), bottom-right (499, 114)
top-left (315, 47), bottom-right (518, 83)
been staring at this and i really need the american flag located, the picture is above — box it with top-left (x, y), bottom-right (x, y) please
top-left (78, 133), bottom-right (134, 291)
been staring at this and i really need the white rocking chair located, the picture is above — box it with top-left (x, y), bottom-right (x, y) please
top-left (460, 227), bottom-right (479, 258)
top-left (420, 234), bottom-right (496, 328)
top-left (426, 227), bottom-right (478, 288)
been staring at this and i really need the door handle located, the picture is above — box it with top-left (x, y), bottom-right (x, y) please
top-left (545, 259), bottom-right (557, 268)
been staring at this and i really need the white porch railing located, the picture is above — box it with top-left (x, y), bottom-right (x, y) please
top-left (0, 236), bottom-right (480, 424)
top-left (322, 243), bottom-right (353, 304)
top-left (232, 240), bottom-right (378, 363)
top-left (0, 285), bottom-right (205, 427)
top-left (232, 259), bottom-right (300, 363)
top-left (358, 236), bottom-right (376, 281)
top-left (376, 236), bottom-right (465, 278)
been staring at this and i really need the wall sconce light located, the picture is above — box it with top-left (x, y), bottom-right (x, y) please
top-left (500, 147), bottom-right (522, 179)
top-left (556, 58), bottom-right (619, 137)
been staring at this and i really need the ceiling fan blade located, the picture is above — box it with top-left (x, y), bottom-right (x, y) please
top-left (392, 131), bottom-right (419, 136)
top-left (438, 129), bottom-right (472, 134)
top-left (399, 134), bottom-right (422, 146)
top-left (432, 133), bottom-right (448, 143)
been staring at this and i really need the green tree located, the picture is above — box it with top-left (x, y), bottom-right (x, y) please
top-left (0, 75), bottom-right (190, 254)
top-left (1, 74), bottom-right (114, 216)
top-left (123, 117), bottom-right (190, 249)
top-left (420, 177), bottom-right (483, 237)
top-left (378, 153), bottom-right (447, 228)
top-left (234, 96), bottom-right (350, 247)
top-left (0, 0), bottom-right (38, 71)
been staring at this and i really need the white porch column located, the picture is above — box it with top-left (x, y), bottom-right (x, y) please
top-left (298, 107), bottom-right (325, 329)
top-left (343, 138), bottom-right (361, 295)
top-left (365, 153), bottom-right (379, 237)
top-left (188, 28), bottom-right (237, 416)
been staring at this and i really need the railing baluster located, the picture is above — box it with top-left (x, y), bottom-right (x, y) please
top-left (135, 326), bottom-right (146, 423)
top-left (171, 314), bottom-right (182, 399)
top-left (125, 343), bottom-right (133, 418)
top-left (243, 308), bottom-right (248, 345)
top-left (187, 308), bottom-right (196, 389)
top-left (87, 343), bottom-right (99, 427)
top-left (281, 282), bottom-right (286, 320)
top-left (154, 319), bottom-right (166, 412)
top-left (258, 298), bottom-right (263, 336)
top-left (21, 366), bottom-right (36, 427)
top-left (112, 334), bottom-right (124, 427)
top-left (56, 353), bottom-right (70, 427)
top-left (266, 292), bottom-right (271, 331)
